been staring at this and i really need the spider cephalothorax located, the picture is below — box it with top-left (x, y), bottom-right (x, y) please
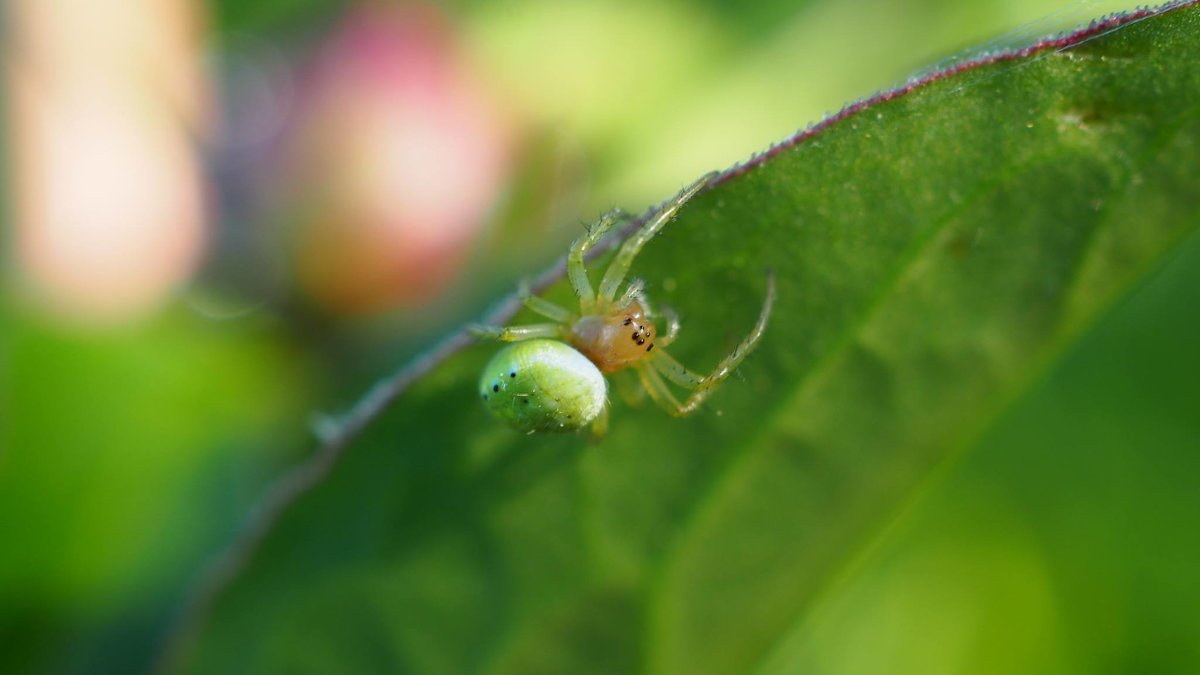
top-left (569, 299), bottom-right (657, 373)
top-left (473, 172), bottom-right (775, 435)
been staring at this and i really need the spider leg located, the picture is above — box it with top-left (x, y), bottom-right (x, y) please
top-left (590, 405), bottom-right (610, 439)
top-left (655, 306), bottom-right (681, 348)
top-left (650, 348), bottom-right (705, 388)
top-left (469, 323), bottom-right (562, 342)
top-left (618, 278), bottom-right (646, 308)
top-left (518, 282), bottom-right (574, 323)
top-left (649, 270), bottom-right (777, 415)
top-left (634, 362), bottom-right (686, 417)
top-left (612, 368), bottom-right (648, 407)
top-left (568, 208), bottom-right (629, 310)
top-left (596, 172), bottom-right (716, 304)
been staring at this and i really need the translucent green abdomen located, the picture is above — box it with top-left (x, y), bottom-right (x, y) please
top-left (479, 339), bottom-right (606, 433)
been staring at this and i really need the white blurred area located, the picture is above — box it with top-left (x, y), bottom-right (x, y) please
top-left (4, 0), bottom-right (517, 324)
top-left (6, 0), bottom-right (210, 325)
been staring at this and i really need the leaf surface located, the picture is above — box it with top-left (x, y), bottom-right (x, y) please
top-left (179, 5), bottom-right (1200, 673)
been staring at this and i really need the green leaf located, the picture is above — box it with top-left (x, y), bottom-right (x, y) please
top-left (0, 309), bottom-right (310, 674)
top-left (176, 5), bottom-right (1200, 674)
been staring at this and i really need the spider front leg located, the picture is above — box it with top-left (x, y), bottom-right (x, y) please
top-left (596, 172), bottom-right (717, 304)
top-left (644, 271), bottom-right (776, 416)
top-left (568, 208), bottom-right (630, 311)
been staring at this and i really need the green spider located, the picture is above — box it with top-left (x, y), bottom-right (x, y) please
top-left (473, 172), bottom-right (776, 435)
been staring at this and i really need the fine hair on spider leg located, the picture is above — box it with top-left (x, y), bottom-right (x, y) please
top-left (563, 172), bottom-right (715, 312)
top-left (619, 278), bottom-right (646, 307)
top-left (568, 207), bottom-right (629, 310)
top-left (595, 172), bottom-right (718, 305)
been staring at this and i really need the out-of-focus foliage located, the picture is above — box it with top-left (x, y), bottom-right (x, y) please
top-left (763, 231), bottom-right (1200, 674)
top-left (177, 6), bottom-right (1200, 674)
top-left (277, 4), bottom-right (514, 313)
top-left (0, 309), bottom-right (310, 674)
top-left (461, 0), bottom-right (1146, 202)
top-left (214, 0), bottom-right (347, 37)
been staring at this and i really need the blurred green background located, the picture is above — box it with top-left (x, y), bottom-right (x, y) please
top-left (1, 0), bottom-right (1196, 673)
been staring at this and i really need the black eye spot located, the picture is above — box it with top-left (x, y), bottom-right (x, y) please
top-left (492, 384), bottom-right (499, 393)
top-left (523, 399), bottom-right (530, 405)
top-left (637, 338), bottom-right (645, 346)
top-left (510, 371), bottom-right (516, 378)
top-left (623, 318), bottom-right (632, 325)
top-left (631, 332), bottom-right (639, 340)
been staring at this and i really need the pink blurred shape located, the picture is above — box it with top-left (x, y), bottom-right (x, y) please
top-left (281, 3), bottom-right (512, 314)
top-left (7, 0), bottom-right (210, 324)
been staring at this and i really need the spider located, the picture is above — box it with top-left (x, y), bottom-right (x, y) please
top-left (472, 172), bottom-right (776, 435)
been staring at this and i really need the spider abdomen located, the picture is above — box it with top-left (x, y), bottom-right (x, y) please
top-left (479, 339), bottom-right (607, 433)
